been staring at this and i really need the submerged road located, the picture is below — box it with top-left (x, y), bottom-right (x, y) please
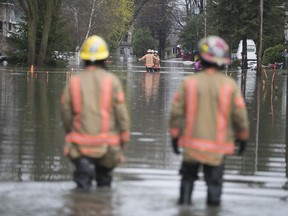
top-left (0, 60), bottom-right (287, 215)
top-left (0, 169), bottom-right (287, 216)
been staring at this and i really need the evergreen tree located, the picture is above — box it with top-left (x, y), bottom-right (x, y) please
top-left (132, 28), bottom-right (158, 56)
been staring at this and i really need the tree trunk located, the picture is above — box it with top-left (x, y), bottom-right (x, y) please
top-left (241, 35), bottom-right (248, 70)
top-left (257, 0), bottom-right (263, 76)
top-left (36, 0), bottom-right (53, 67)
top-left (84, 0), bottom-right (97, 40)
top-left (25, 0), bottom-right (38, 66)
top-left (159, 30), bottom-right (166, 59)
top-left (27, 16), bottom-right (37, 66)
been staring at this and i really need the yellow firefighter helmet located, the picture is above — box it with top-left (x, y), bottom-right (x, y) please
top-left (80, 35), bottom-right (109, 61)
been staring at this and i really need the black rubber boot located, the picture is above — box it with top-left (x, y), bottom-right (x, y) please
top-left (96, 165), bottom-right (113, 188)
top-left (204, 164), bottom-right (224, 206)
top-left (178, 180), bottom-right (193, 205)
top-left (206, 182), bottom-right (222, 206)
top-left (73, 158), bottom-right (94, 191)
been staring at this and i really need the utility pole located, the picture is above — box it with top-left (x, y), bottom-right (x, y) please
top-left (257, 0), bottom-right (263, 76)
top-left (204, 0), bottom-right (206, 38)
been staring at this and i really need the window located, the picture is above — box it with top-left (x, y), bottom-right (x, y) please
top-left (120, 47), bottom-right (124, 54)
top-left (173, 47), bottom-right (177, 54)
top-left (0, 21), bottom-right (3, 31)
top-left (123, 34), bottom-right (128, 42)
top-left (8, 23), bottom-right (12, 31)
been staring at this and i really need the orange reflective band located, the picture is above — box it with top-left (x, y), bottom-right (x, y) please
top-left (173, 92), bottom-right (180, 102)
top-left (79, 147), bottom-right (103, 155)
top-left (170, 128), bottom-right (180, 138)
top-left (70, 77), bottom-right (82, 131)
top-left (180, 137), bottom-right (234, 154)
top-left (185, 79), bottom-right (197, 135)
top-left (100, 78), bottom-right (112, 133)
top-left (120, 131), bottom-right (130, 142)
top-left (216, 84), bottom-right (232, 144)
top-left (234, 97), bottom-right (246, 109)
top-left (66, 132), bottom-right (120, 146)
top-left (117, 92), bottom-right (125, 103)
top-left (236, 130), bottom-right (249, 140)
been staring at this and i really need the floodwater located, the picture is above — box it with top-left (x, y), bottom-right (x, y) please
top-left (0, 61), bottom-right (287, 216)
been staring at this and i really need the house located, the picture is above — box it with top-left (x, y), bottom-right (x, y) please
top-left (0, 0), bottom-right (17, 55)
top-left (116, 31), bottom-right (133, 59)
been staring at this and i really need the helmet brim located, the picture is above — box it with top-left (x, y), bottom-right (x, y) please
top-left (201, 53), bottom-right (231, 66)
top-left (80, 50), bottom-right (109, 61)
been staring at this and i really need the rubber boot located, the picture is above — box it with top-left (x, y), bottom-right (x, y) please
top-left (73, 158), bottom-right (94, 191)
top-left (204, 164), bottom-right (224, 206)
top-left (207, 184), bottom-right (221, 206)
top-left (178, 180), bottom-right (193, 205)
top-left (96, 165), bottom-right (113, 188)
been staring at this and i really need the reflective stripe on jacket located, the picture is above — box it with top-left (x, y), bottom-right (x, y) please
top-left (139, 54), bottom-right (155, 67)
top-left (154, 55), bottom-right (160, 69)
top-left (60, 68), bottom-right (130, 158)
top-left (169, 70), bottom-right (249, 165)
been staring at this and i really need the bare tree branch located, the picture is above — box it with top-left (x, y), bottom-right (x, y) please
top-left (18, 0), bottom-right (28, 15)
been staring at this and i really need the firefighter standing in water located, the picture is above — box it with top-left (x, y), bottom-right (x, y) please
top-left (153, 50), bottom-right (161, 72)
top-left (138, 49), bottom-right (156, 72)
top-left (169, 36), bottom-right (249, 205)
top-left (60, 35), bottom-right (130, 191)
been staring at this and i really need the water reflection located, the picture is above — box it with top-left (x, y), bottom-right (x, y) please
top-left (60, 190), bottom-right (115, 216)
top-left (0, 64), bottom-right (287, 215)
top-left (0, 64), bottom-right (287, 182)
top-left (285, 75), bottom-right (288, 189)
top-left (143, 72), bottom-right (160, 103)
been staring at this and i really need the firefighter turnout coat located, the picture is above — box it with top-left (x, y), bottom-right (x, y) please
top-left (60, 68), bottom-right (130, 167)
top-left (153, 55), bottom-right (161, 69)
top-left (169, 69), bottom-right (249, 166)
top-left (139, 53), bottom-right (156, 68)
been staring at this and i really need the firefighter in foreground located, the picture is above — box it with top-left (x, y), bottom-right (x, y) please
top-left (138, 49), bottom-right (157, 72)
top-left (169, 36), bottom-right (249, 206)
top-left (60, 35), bottom-right (130, 191)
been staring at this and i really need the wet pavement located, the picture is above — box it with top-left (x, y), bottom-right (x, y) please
top-left (0, 61), bottom-right (287, 215)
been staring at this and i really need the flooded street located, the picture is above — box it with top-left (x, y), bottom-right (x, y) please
top-left (0, 61), bottom-right (287, 215)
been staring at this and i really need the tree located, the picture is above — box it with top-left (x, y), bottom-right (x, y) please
top-left (36, 0), bottom-right (54, 67)
top-left (18, 0), bottom-right (38, 66)
top-left (17, 0), bottom-right (65, 67)
top-left (207, 0), bottom-right (258, 69)
top-left (8, 0), bottom-right (73, 67)
top-left (106, 0), bottom-right (134, 50)
top-left (13, 0), bottom-right (134, 66)
top-left (135, 0), bottom-right (173, 58)
top-left (206, 0), bottom-right (286, 68)
top-left (62, 0), bottom-right (133, 53)
top-left (132, 28), bottom-right (158, 56)
top-left (179, 13), bottom-right (205, 51)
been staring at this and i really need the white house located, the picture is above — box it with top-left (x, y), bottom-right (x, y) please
top-left (0, 0), bottom-right (17, 55)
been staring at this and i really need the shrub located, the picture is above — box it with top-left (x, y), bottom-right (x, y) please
top-left (231, 59), bottom-right (241, 68)
top-left (263, 44), bottom-right (288, 65)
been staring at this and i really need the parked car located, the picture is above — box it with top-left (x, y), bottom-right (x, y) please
top-left (248, 61), bottom-right (257, 70)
